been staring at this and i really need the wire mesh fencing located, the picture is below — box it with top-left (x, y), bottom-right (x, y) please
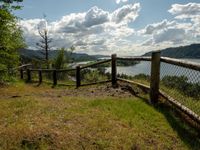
top-left (160, 61), bottom-right (200, 116)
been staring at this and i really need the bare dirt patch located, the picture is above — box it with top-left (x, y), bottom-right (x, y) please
top-left (0, 82), bottom-right (139, 100)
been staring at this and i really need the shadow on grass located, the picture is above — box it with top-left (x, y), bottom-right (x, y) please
top-left (156, 103), bottom-right (200, 150)
top-left (137, 94), bottom-right (200, 150)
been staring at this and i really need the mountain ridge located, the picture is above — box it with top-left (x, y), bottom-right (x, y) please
top-left (143, 44), bottom-right (200, 58)
top-left (18, 48), bottom-right (108, 62)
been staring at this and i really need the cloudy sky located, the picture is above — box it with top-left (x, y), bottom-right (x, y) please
top-left (14, 0), bottom-right (200, 56)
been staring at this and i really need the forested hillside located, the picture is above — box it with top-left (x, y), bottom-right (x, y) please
top-left (144, 44), bottom-right (200, 58)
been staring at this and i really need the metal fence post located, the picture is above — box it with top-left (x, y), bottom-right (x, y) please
top-left (150, 51), bottom-right (161, 104)
top-left (111, 54), bottom-right (117, 87)
top-left (53, 70), bottom-right (57, 85)
top-left (76, 66), bottom-right (81, 88)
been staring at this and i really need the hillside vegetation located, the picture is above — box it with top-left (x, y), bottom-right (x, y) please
top-left (18, 48), bottom-right (107, 63)
top-left (144, 44), bottom-right (200, 58)
top-left (0, 82), bottom-right (199, 149)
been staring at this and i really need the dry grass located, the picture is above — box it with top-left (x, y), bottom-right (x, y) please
top-left (0, 82), bottom-right (199, 150)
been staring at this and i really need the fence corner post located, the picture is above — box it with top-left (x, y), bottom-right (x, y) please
top-left (111, 54), bottom-right (117, 87)
top-left (27, 69), bottom-right (31, 82)
top-left (53, 70), bottom-right (57, 86)
top-left (150, 51), bottom-right (161, 104)
top-left (76, 66), bottom-right (81, 88)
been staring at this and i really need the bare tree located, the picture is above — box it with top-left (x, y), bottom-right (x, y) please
top-left (36, 16), bottom-right (52, 69)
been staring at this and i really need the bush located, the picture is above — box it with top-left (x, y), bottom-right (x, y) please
top-left (134, 74), bottom-right (150, 81)
top-left (162, 75), bottom-right (200, 99)
top-left (83, 70), bottom-right (107, 83)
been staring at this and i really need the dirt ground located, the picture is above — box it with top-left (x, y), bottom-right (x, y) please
top-left (0, 81), bottom-right (142, 100)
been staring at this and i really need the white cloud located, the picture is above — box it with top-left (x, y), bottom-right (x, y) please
top-left (140, 19), bottom-right (176, 35)
top-left (140, 3), bottom-right (200, 48)
top-left (140, 20), bottom-right (193, 46)
top-left (116, 0), bottom-right (128, 4)
top-left (111, 3), bottom-right (140, 23)
top-left (168, 3), bottom-right (200, 39)
top-left (168, 3), bottom-right (200, 19)
top-left (20, 3), bottom-right (141, 55)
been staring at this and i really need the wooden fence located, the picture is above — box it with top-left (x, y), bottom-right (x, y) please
top-left (19, 52), bottom-right (200, 125)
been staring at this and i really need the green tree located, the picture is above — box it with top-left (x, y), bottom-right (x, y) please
top-left (54, 46), bottom-right (75, 69)
top-left (0, 0), bottom-right (25, 83)
top-left (54, 48), bottom-right (65, 69)
top-left (0, 0), bottom-right (23, 10)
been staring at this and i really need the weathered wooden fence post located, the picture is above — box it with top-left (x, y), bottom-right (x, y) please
top-left (150, 51), bottom-right (161, 104)
top-left (39, 70), bottom-right (42, 83)
top-left (76, 66), bottom-right (81, 88)
top-left (53, 70), bottom-right (57, 85)
top-left (111, 54), bottom-right (117, 87)
top-left (20, 69), bottom-right (23, 79)
top-left (27, 69), bottom-right (31, 82)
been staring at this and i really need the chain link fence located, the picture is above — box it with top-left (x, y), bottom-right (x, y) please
top-left (160, 61), bottom-right (200, 116)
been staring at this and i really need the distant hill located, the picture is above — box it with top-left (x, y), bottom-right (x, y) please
top-left (143, 44), bottom-right (200, 58)
top-left (18, 49), bottom-right (108, 62)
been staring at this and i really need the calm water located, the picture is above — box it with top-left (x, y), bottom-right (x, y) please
top-left (106, 59), bottom-right (200, 83)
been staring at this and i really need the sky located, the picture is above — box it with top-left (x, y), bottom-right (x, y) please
top-left (14, 0), bottom-right (200, 56)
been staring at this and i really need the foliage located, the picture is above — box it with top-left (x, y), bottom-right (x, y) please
top-left (0, 0), bottom-right (23, 10)
top-left (54, 48), bottom-right (65, 69)
top-left (117, 73), bottom-right (150, 81)
top-left (133, 74), bottom-right (150, 81)
top-left (0, 8), bottom-right (25, 83)
top-left (83, 70), bottom-right (107, 83)
top-left (162, 75), bottom-right (200, 99)
top-left (117, 60), bottom-right (139, 66)
top-left (65, 45), bottom-right (75, 63)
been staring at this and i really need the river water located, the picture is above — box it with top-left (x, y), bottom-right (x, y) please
top-left (105, 59), bottom-right (200, 83)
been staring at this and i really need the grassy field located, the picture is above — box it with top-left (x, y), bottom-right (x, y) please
top-left (0, 82), bottom-right (199, 149)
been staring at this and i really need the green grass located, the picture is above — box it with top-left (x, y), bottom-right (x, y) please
top-left (160, 83), bottom-right (200, 116)
top-left (0, 82), bottom-right (199, 149)
top-left (130, 78), bottom-right (200, 117)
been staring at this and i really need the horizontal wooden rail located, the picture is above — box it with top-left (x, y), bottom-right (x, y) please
top-left (17, 64), bottom-right (32, 70)
top-left (0, 64), bottom-right (32, 72)
top-left (80, 59), bottom-right (111, 69)
top-left (30, 69), bottom-right (54, 72)
top-left (56, 68), bottom-right (76, 72)
top-left (117, 78), bottom-right (150, 90)
top-left (161, 57), bottom-right (200, 72)
top-left (56, 83), bottom-right (76, 86)
top-left (80, 80), bottom-right (112, 87)
top-left (159, 90), bottom-right (200, 125)
top-left (117, 57), bottom-right (151, 62)
top-left (29, 68), bottom-right (76, 72)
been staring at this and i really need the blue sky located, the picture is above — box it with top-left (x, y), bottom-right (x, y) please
top-left (14, 0), bottom-right (200, 56)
